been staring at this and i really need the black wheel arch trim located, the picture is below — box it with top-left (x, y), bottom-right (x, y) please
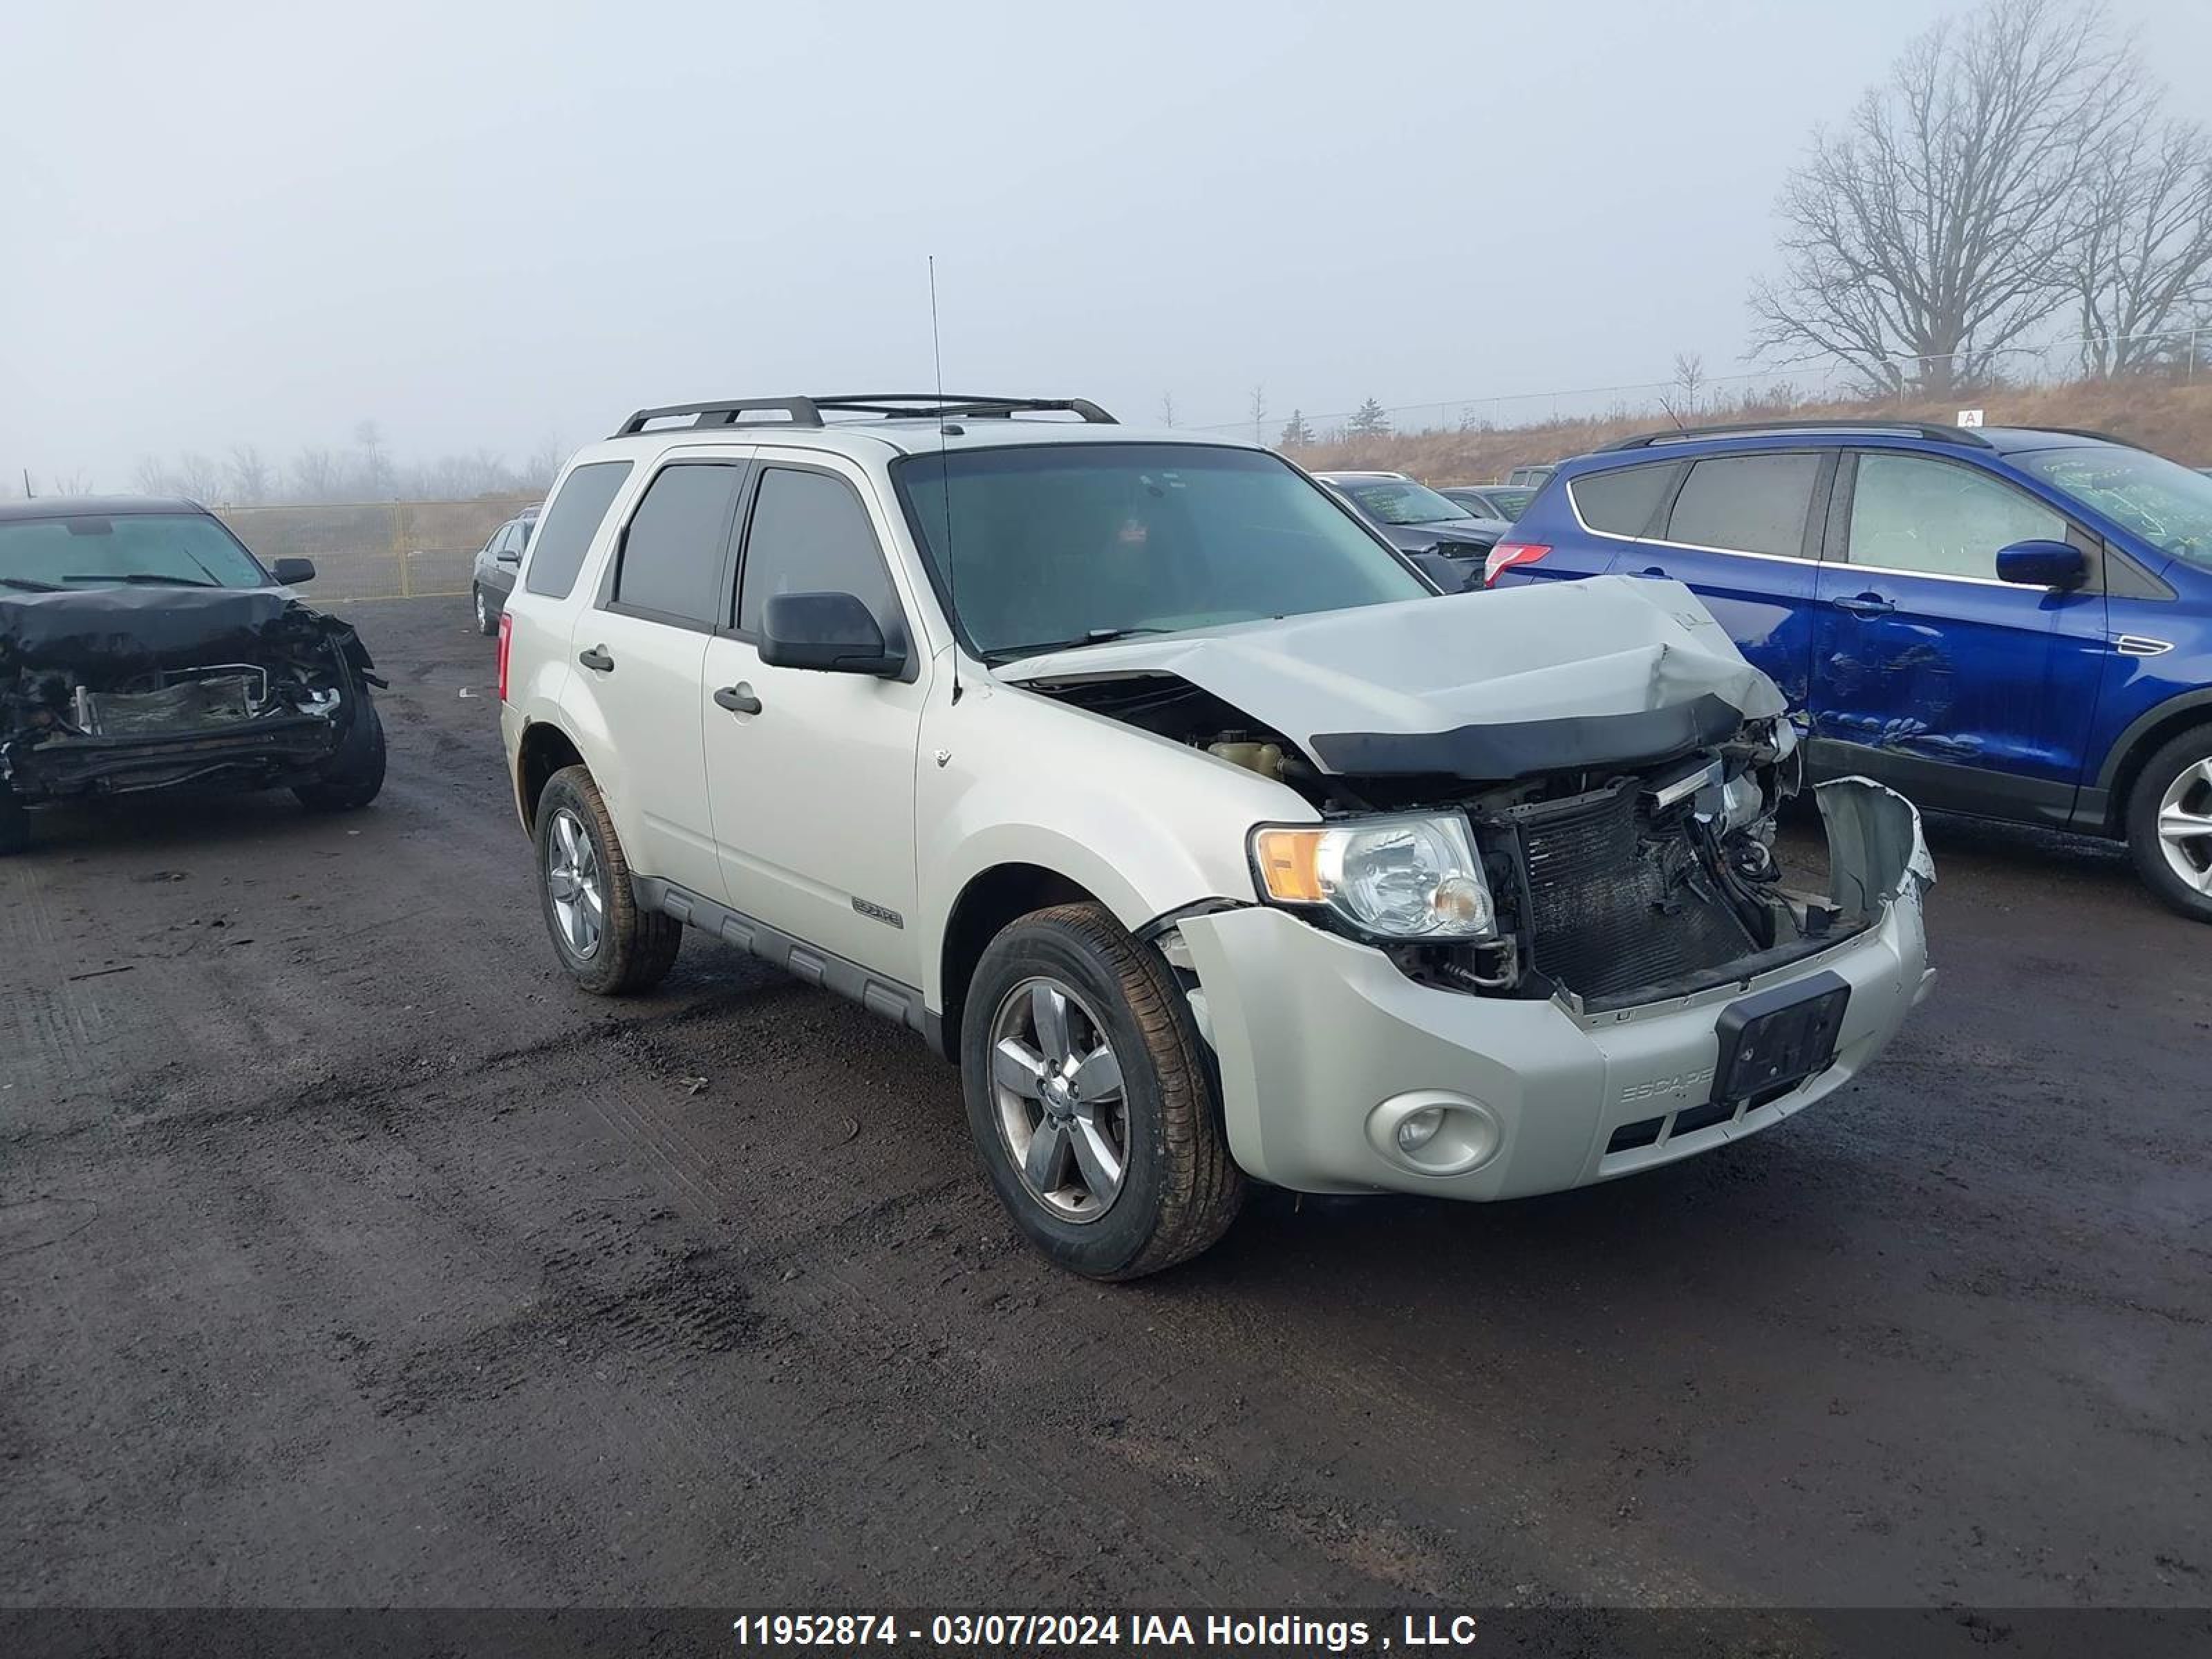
top-left (2092, 688), bottom-right (2212, 805)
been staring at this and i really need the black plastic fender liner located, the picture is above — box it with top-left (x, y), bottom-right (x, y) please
top-left (1306, 693), bottom-right (1747, 782)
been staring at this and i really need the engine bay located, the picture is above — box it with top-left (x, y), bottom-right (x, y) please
top-left (1034, 670), bottom-right (1866, 1011)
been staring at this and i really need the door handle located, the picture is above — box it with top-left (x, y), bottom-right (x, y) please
top-left (1832, 594), bottom-right (1895, 617)
top-left (577, 646), bottom-right (615, 672)
top-left (714, 683), bottom-right (762, 715)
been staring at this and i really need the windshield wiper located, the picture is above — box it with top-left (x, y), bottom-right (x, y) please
top-left (0, 576), bottom-right (63, 592)
top-left (64, 572), bottom-right (221, 588)
top-left (986, 625), bottom-right (1177, 663)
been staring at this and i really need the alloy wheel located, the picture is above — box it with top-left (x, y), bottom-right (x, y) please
top-left (988, 976), bottom-right (1129, 1222)
top-left (545, 806), bottom-right (605, 959)
top-left (2157, 758), bottom-right (2212, 896)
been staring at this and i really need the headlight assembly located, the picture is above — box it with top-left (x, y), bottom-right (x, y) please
top-left (1250, 813), bottom-right (1496, 941)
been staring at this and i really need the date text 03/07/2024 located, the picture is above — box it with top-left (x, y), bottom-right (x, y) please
top-left (728, 1612), bottom-right (1486, 1651)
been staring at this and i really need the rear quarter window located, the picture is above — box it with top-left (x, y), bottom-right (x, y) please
top-left (523, 460), bottom-right (633, 599)
top-left (1568, 463), bottom-right (1676, 536)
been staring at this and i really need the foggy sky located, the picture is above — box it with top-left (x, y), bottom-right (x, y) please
top-left (8, 0), bottom-right (2212, 491)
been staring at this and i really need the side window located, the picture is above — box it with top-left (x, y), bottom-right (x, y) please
top-left (1570, 463), bottom-right (1676, 536)
top-left (611, 462), bottom-right (743, 626)
top-left (737, 468), bottom-right (899, 635)
top-left (494, 523), bottom-right (521, 556)
top-left (1845, 453), bottom-right (2065, 580)
top-left (1666, 453), bottom-right (1821, 557)
top-left (524, 460), bottom-right (632, 598)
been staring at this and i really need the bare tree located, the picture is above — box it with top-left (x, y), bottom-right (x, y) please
top-left (173, 451), bottom-right (227, 503)
top-left (290, 447), bottom-right (342, 501)
top-left (521, 435), bottom-right (566, 492)
top-left (1247, 384), bottom-right (1268, 445)
top-left (1669, 352), bottom-right (1709, 415)
top-left (1751, 0), bottom-right (2144, 395)
top-left (2070, 115), bottom-right (2212, 373)
top-left (226, 444), bottom-right (272, 505)
top-left (1156, 392), bottom-right (1177, 429)
top-left (48, 469), bottom-right (94, 497)
top-left (133, 455), bottom-right (174, 496)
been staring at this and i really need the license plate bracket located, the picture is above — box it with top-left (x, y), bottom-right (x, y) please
top-left (1709, 970), bottom-right (1850, 1110)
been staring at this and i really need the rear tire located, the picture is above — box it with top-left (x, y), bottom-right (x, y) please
top-left (292, 693), bottom-right (386, 812)
top-left (534, 765), bottom-right (682, 995)
top-left (2126, 726), bottom-right (2212, 923)
top-left (959, 902), bottom-right (1243, 1280)
top-left (474, 585), bottom-right (498, 637)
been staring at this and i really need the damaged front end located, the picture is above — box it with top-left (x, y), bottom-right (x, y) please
top-left (1008, 577), bottom-right (1933, 1015)
top-left (0, 586), bottom-right (384, 804)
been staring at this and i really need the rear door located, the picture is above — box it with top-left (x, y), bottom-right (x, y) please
top-left (1806, 449), bottom-right (2107, 823)
top-left (1620, 450), bottom-right (1829, 711)
top-left (700, 453), bottom-right (928, 985)
top-left (571, 455), bottom-right (748, 903)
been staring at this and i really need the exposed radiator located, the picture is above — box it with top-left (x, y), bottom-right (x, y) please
top-left (1506, 780), bottom-right (1756, 1004)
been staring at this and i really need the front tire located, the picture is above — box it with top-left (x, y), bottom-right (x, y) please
top-left (2127, 727), bottom-right (2212, 922)
top-left (959, 903), bottom-right (1243, 1280)
top-left (474, 585), bottom-right (497, 637)
top-left (534, 765), bottom-right (682, 995)
top-left (292, 693), bottom-right (386, 812)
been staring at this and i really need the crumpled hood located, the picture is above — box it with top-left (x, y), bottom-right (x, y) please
top-left (998, 574), bottom-right (1789, 780)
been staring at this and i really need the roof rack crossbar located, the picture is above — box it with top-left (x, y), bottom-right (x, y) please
top-left (615, 398), bottom-right (826, 436)
top-left (1602, 419), bottom-right (1996, 451)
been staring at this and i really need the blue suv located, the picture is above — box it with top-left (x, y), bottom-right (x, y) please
top-left (1486, 420), bottom-right (2212, 921)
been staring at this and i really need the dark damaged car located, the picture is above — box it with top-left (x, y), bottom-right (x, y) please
top-left (0, 498), bottom-right (386, 852)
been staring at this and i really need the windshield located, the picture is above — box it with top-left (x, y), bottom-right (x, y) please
top-left (893, 444), bottom-right (1429, 660)
top-left (1339, 478), bottom-right (1471, 525)
top-left (0, 514), bottom-right (269, 590)
top-left (2012, 445), bottom-right (2212, 570)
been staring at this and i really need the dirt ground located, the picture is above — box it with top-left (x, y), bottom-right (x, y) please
top-left (3, 596), bottom-right (2208, 1615)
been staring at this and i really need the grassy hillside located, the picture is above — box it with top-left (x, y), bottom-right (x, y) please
top-left (1286, 376), bottom-right (2212, 485)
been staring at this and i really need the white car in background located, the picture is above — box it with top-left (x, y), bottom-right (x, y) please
top-left (496, 393), bottom-right (1935, 1279)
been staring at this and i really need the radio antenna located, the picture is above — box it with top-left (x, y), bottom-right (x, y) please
top-left (929, 254), bottom-right (963, 702)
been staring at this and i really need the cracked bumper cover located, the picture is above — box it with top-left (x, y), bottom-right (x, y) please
top-left (1174, 778), bottom-right (1934, 1201)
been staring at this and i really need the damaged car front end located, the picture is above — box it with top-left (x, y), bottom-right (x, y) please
top-left (0, 504), bottom-right (387, 850)
top-left (1004, 575), bottom-right (1934, 1202)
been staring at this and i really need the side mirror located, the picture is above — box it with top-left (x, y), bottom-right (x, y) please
top-left (1996, 539), bottom-right (2086, 590)
top-left (270, 556), bottom-right (317, 585)
top-left (496, 547), bottom-right (522, 565)
top-left (758, 590), bottom-right (906, 677)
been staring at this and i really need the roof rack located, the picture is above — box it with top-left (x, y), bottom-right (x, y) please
top-left (612, 393), bottom-right (1115, 437)
top-left (2017, 425), bottom-right (2142, 450)
top-left (1602, 419), bottom-right (1996, 451)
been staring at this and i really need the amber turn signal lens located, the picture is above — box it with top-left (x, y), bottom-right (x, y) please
top-left (1253, 827), bottom-right (1327, 903)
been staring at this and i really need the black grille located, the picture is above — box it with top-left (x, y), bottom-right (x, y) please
top-left (1510, 781), bottom-right (1756, 1005)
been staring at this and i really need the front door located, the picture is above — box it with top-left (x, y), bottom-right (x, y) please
top-left (1807, 449), bottom-right (2107, 824)
top-left (701, 455), bottom-right (927, 985)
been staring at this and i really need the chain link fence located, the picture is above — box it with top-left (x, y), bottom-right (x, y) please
top-left (214, 495), bottom-right (537, 603)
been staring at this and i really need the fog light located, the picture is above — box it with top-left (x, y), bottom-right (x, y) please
top-left (1365, 1091), bottom-right (1503, 1177)
top-left (1396, 1107), bottom-right (1445, 1151)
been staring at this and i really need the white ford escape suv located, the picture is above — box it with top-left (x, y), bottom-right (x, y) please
top-left (499, 393), bottom-right (1936, 1280)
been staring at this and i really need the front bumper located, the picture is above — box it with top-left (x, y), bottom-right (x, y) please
top-left (1174, 778), bottom-right (1933, 1201)
top-left (5, 712), bottom-right (344, 801)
